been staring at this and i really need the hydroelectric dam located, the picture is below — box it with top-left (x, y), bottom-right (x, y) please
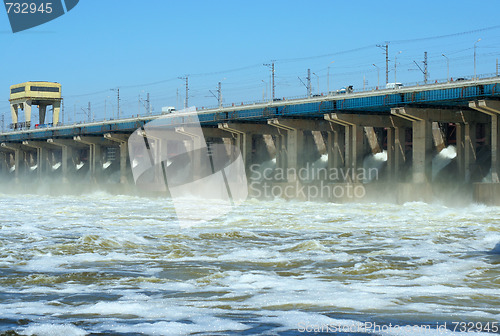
top-left (1, 77), bottom-right (500, 204)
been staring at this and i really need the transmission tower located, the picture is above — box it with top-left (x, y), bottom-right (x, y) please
top-left (377, 43), bottom-right (389, 84)
top-left (263, 61), bottom-right (275, 101)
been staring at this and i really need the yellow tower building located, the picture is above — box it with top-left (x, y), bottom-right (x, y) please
top-left (9, 81), bottom-right (62, 129)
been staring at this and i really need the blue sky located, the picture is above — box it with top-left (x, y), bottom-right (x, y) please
top-left (1, 0), bottom-right (500, 125)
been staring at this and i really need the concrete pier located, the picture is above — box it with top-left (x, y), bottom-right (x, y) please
top-left (0, 77), bottom-right (499, 203)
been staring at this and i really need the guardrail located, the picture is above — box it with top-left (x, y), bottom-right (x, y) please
top-left (1, 74), bottom-right (500, 135)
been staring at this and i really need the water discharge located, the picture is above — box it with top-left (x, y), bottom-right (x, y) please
top-left (0, 193), bottom-right (499, 335)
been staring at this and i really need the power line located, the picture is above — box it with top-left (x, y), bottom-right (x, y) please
top-left (391, 24), bottom-right (500, 44)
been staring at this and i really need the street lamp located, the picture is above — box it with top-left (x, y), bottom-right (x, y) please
top-left (327, 61), bottom-right (334, 93)
top-left (261, 80), bottom-right (267, 101)
top-left (474, 38), bottom-right (481, 80)
top-left (312, 72), bottom-right (320, 94)
top-left (106, 96), bottom-right (114, 119)
top-left (442, 54), bottom-right (449, 82)
top-left (394, 51), bottom-right (402, 83)
top-left (372, 64), bottom-right (380, 88)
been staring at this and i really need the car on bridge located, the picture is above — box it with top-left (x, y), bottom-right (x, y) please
top-left (386, 82), bottom-right (404, 89)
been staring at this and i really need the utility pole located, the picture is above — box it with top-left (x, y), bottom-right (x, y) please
top-left (139, 93), bottom-right (151, 115)
top-left (61, 99), bottom-right (64, 125)
top-left (395, 51), bottom-right (402, 83)
top-left (263, 61), bottom-right (275, 101)
top-left (327, 61), bottom-right (334, 93)
top-left (413, 52), bottom-right (428, 83)
top-left (377, 43), bottom-right (389, 84)
top-left (474, 38), bottom-right (481, 80)
top-left (423, 51), bottom-right (428, 84)
top-left (117, 89), bottom-right (120, 119)
top-left (496, 58), bottom-right (499, 77)
top-left (1, 114), bottom-right (4, 132)
top-left (89, 102), bottom-right (92, 121)
top-left (307, 69), bottom-right (312, 97)
top-left (178, 76), bottom-right (189, 108)
top-left (218, 81), bottom-right (222, 108)
top-left (111, 88), bottom-right (120, 119)
top-left (442, 54), bottom-right (450, 82)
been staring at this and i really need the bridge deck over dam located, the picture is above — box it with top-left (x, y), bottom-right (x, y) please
top-left (1, 77), bottom-right (500, 204)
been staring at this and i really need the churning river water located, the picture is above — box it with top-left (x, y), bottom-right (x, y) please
top-left (0, 192), bottom-right (499, 335)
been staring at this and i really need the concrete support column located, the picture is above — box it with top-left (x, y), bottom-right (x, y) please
top-left (39, 104), bottom-right (47, 125)
top-left (262, 134), bottom-right (276, 158)
top-left (412, 119), bottom-right (433, 183)
top-left (456, 123), bottom-right (465, 180)
top-left (325, 114), bottom-right (382, 182)
top-left (432, 122), bottom-right (446, 153)
top-left (391, 107), bottom-right (464, 184)
top-left (52, 100), bottom-right (61, 126)
top-left (23, 100), bottom-right (32, 128)
top-left (74, 136), bottom-right (114, 182)
top-left (326, 125), bottom-right (345, 171)
top-left (0, 148), bottom-right (13, 177)
top-left (267, 119), bottom-right (307, 182)
top-left (364, 126), bottom-right (382, 154)
top-left (469, 100), bottom-right (500, 183)
top-left (0, 143), bottom-right (27, 181)
top-left (455, 121), bottom-right (477, 182)
top-left (175, 127), bottom-right (204, 181)
top-left (386, 127), bottom-right (395, 178)
top-left (10, 104), bottom-right (18, 129)
top-left (311, 131), bottom-right (326, 155)
top-left (22, 141), bottom-right (56, 179)
top-left (464, 122), bottom-right (477, 182)
top-left (393, 126), bottom-right (407, 180)
top-left (218, 123), bottom-right (279, 174)
top-left (491, 114), bottom-right (500, 182)
top-left (386, 120), bottom-right (410, 183)
top-left (104, 133), bottom-right (130, 184)
top-left (47, 138), bottom-right (84, 183)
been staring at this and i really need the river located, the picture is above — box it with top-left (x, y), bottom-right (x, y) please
top-left (0, 192), bottom-right (499, 335)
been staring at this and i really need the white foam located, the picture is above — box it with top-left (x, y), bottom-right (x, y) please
top-left (20, 324), bottom-right (87, 336)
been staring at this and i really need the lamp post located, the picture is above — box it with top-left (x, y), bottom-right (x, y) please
top-left (327, 60), bottom-right (334, 93)
top-left (372, 64), bottom-right (380, 88)
top-left (394, 51), bottom-right (402, 83)
top-left (474, 38), bottom-right (481, 80)
top-left (110, 88), bottom-right (120, 119)
top-left (312, 72), bottom-right (320, 94)
top-left (442, 54), bottom-right (449, 82)
top-left (106, 96), bottom-right (114, 119)
top-left (261, 80), bottom-right (267, 101)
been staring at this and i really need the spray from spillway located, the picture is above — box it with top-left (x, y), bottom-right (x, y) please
top-left (249, 158), bottom-right (277, 182)
top-left (362, 150), bottom-right (387, 183)
top-left (432, 145), bottom-right (457, 180)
